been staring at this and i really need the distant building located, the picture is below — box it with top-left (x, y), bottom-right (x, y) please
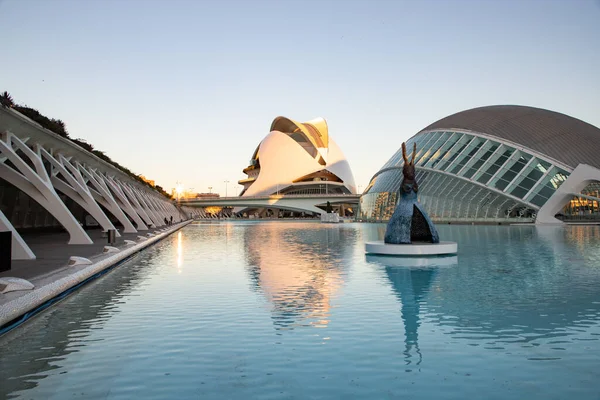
top-left (238, 116), bottom-right (356, 196)
top-left (360, 105), bottom-right (600, 224)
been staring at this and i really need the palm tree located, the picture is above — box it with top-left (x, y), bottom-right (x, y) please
top-left (0, 91), bottom-right (14, 108)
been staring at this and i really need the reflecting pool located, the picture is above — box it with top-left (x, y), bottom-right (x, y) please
top-left (1, 222), bottom-right (600, 399)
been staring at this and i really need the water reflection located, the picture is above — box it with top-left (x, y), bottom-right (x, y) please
top-left (367, 255), bottom-right (458, 365)
top-left (176, 230), bottom-right (183, 272)
top-left (0, 252), bottom-right (160, 398)
top-left (243, 222), bottom-right (356, 332)
top-left (367, 224), bottom-right (600, 363)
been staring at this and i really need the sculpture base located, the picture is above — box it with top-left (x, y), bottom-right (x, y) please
top-left (365, 240), bottom-right (457, 256)
top-left (366, 254), bottom-right (458, 267)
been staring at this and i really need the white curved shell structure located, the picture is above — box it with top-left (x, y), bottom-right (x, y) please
top-left (239, 117), bottom-right (356, 197)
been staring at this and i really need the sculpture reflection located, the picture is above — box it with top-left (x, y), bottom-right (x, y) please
top-left (244, 222), bottom-right (355, 332)
top-left (369, 224), bottom-right (600, 364)
top-left (367, 255), bottom-right (457, 365)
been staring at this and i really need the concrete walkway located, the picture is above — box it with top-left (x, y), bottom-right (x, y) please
top-left (0, 221), bottom-right (191, 327)
top-left (1, 229), bottom-right (165, 281)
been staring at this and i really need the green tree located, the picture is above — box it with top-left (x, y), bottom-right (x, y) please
top-left (0, 91), bottom-right (14, 108)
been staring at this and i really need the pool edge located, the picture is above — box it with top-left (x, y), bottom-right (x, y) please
top-left (0, 220), bottom-right (192, 335)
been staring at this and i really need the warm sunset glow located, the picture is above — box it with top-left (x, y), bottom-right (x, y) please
top-left (176, 231), bottom-right (183, 272)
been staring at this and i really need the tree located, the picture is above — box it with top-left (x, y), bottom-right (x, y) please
top-left (0, 91), bottom-right (14, 108)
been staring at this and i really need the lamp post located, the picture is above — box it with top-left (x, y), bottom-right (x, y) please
top-left (224, 180), bottom-right (230, 197)
top-left (208, 186), bottom-right (213, 194)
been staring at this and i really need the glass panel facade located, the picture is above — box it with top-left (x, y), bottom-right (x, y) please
top-left (508, 159), bottom-right (551, 199)
top-left (462, 142), bottom-right (498, 180)
top-left (438, 134), bottom-right (472, 171)
top-left (416, 132), bottom-right (451, 166)
top-left (449, 137), bottom-right (485, 175)
top-left (524, 167), bottom-right (569, 206)
top-left (489, 152), bottom-right (532, 192)
top-left (425, 132), bottom-right (460, 169)
top-left (360, 129), bottom-right (574, 223)
top-left (475, 146), bottom-right (514, 185)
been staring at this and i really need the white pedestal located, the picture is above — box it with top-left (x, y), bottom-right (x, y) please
top-left (366, 254), bottom-right (458, 267)
top-left (365, 240), bottom-right (457, 256)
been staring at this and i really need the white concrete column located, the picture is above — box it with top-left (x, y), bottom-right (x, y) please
top-left (129, 185), bottom-right (164, 227)
top-left (0, 209), bottom-right (36, 260)
top-left (147, 194), bottom-right (169, 221)
top-left (40, 149), bottom-right (120, 237)
top-left (94, 171), bottom-right (148, 230)
top-left (0, 133), bottom-right (92, 244)
top-left (152, 195), bottom-right (170, 218)
top-left (537, 164), bottom-right (600, 224)
top-left (106, 176), bottom-right (158, 228)
top-left (116, 181), bottom-right (154, 227)
top-left (77, 163), bottom-right (139, 233)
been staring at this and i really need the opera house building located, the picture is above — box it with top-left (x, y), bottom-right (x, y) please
top-left (239, 116), bottom-right (356, 197)
top-left (359, 105), bottom-right (600, 224)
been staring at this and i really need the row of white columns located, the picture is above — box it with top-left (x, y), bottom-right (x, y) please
top-left (0, 131), bottom-right (200, 260)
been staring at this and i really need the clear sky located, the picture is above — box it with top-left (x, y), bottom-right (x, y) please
top-left (1, 0), bottom-right (599, 196)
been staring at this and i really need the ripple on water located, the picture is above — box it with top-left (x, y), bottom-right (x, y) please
top-left (1, 223), bottom-right (600, 399)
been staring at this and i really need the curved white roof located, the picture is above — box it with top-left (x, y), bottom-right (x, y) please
top-left (240, 117), bottom-right (356, 196)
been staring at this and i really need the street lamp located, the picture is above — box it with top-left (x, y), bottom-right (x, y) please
top-left (208, 186), bottom-right (213, 194)
top-left (224, 180), bottom-right (230, 197)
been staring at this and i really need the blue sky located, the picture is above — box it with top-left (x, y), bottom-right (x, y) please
top-left (1, 0), bottom-right (599, 195)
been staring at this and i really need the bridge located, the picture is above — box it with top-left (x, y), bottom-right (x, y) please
top-left (0, 106), bottom-right (201, 260)
top-left (179, 194), bottom-right (361, 215)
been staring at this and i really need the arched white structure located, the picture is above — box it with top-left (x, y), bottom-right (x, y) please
top-left (361, 105), bottom-right (600, 224)
top-left (0, 106), bottom-right (192, 260)
top-left (239, 116), bottom-right (356, 198)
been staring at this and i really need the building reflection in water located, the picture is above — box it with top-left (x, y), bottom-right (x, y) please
top-left (243, 222), bottom-right (356, 332)
top-left (0, 252), bottom-right (162, 397)
top-left (367, 224), bottom-right (600, 365)
top-left (367, 255), bottom-right (458, 366)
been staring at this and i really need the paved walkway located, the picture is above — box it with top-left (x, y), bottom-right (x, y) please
top-left (1, 227), bottom-right (179, 281)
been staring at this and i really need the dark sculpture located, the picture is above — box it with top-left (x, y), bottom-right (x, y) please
top-left (384, 142), bottom-right (440, 244)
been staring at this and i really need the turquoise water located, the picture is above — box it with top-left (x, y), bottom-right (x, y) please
top-left (1, 222), bottom-right (600, 399)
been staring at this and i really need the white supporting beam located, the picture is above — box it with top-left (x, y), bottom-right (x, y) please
top-left (128, 185), bottom-right (164, 227)
top-left (0, 133), bottom-right (92, 244)
top-left (537, 164), bottom-right (600, 224)
top-left (93, 171), bottom-right (148, 230)
top-left (116, 181), bottom-right (154, 227)
top-left (0, 209), bottom-right (36, 260)
top-left (40, 149), bottom-right (120, 237)
top-left (77, 163), bottom-right (139, 233)
top-left (147, 194), bottom-right (169, 221)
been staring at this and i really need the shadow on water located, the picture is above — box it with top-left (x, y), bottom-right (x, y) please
top-left (366, 224), bottom-right (600, 364)
top-left (243, 222), bottom-right (357, 333)
top-left (0, 244), bottom-right (167, 398)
